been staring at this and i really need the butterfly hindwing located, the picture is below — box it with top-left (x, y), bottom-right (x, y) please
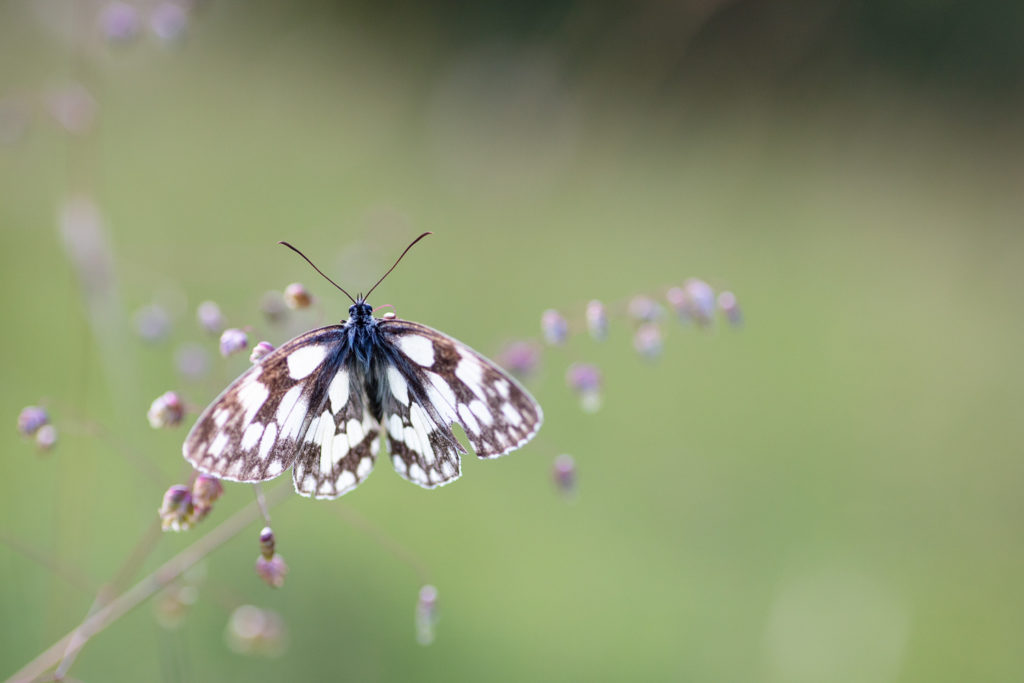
top-left (182, 327), bottom-right (344, 482)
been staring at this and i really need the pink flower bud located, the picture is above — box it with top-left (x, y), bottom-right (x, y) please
top-left (250, 341), bottom-right (275, 364)
top-left (147, 391), bottom-right (184, 429)
top-left (585, 300), bottom-right (607, 341)
top-left (541, 309), bottom-right (568, 346)
top-left (283, 283), bottom-right (313, 310)
top-left (219, 328), bottom-right (249, 357)
top-left (18, 406), bottom-right (49, 436)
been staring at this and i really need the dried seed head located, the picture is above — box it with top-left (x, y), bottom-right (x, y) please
top-left (260, 291), bottom-right (288, 325)
top-left (283, 283), bottom-right (313, 310)
top-left (159, 485), bottom-right (194, 532)
top-left (416, 585), bottom-right (439, 646)
top-left (147, 391), bottom-right (184, 429)
top-left (553, 454), bottom-right (577, 495)
top-left (499, 341), bottom-right (541, 379)
top-left (633, 323), bottom-right (663, 360)
top-left (566, 363), bottom-right (602, 413)
top-left (219, 328), bottom-right (249, 357)
top-left (627, 296), bottom-right (663, 323)
top-left (255, 553), bottom-right (289, 589)
top-left (585, 300), bottom-right (608, 341)
top-left (18, 406), bottom-right (49, 436)
top-left (135, 304), bottom-right (171, 344)
top-left (196, 300), bottom-right (226, 335)
top-left (98, 2), bottom-right (140, 43)
top-left (150, 2), bottom-right (189, 43)
top-left (35, 424), bottom-right (58, 451)
top-left (250, 341), bottom-right (275, 364)
top-left (541, 309), bottom-right (569, 346)
top-left (191, 474), bottom-right (223, 515)
top-left (226, 605), bottom-right (287, 657)
top-left (718, 291), bottom-right (742, 326)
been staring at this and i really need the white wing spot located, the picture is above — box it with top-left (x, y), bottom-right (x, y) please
top-left (470, 399), bottom-right (494, 426)
top-left (209, 431), bottom-right (230, 457)
top-left (213, 409), bottom-right (229, 427)
top-left (458, 403), bottom-right (480, 434)
top-left (387, 414), bottom-right (405, 440)
top-left (287, 344), bottom-right (328, 380)
top-left (318, 480), bottom-right (332, 495)
top-left (346, 419), bottom-right (365, 448)
top-left (304, 416), bottom-right (321, 443)
top-left (275, 384), bottom-right (303, 429)
top-left (302, 474), bottom-right (316, 492)
top-left (408, 462), bottom-right (427, 483)
top-left (266, 460), bottom-right (284, 477)
top-left (225, 458), bottom-right (242, 478)
top-left (258, 422), bottom-right (278, 460)
top-left (398, 335), bottom-right (435, 367)
top-left (494, 379), bottom-right (511, 399)
top-left (238, 381), bottom-right (269, 425)
top-left (241, 422), bottom-right (264, 452)
top-left (337, 470), bottom-right (356, 491)
top-left (392, 454), bottom-right (407, 474)
top-left (328, 370), bottom-right (349, 413)
top-left (455, 356), bottom-right (485, 397)
top-left (441, 460), bottom-right (455, 478)
top-left (387, 365), bottom-right (409, 405)
top-left (357, 457), bottom-right (373, 479)
top-left (501, 402), bottom-right (524, 427)
top-left (426, 371), bottom-right (459, 423)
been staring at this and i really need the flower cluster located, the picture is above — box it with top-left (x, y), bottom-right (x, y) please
top-left (225, 605), bottom-right (288, 657)
top-left (157, 474), bottom-right (224, 531)
top-left (17, 405), bottom-right (57, 451)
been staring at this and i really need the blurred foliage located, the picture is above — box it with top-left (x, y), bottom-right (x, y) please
top-left (1, 0), bottom-right (1023, 681)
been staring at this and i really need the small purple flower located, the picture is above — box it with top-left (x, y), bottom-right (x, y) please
top-left (553, 454), bottom-right (576, 496)
top-left (150, 2), bottom-right (189, 43)
top-left (415, 585), bottom-right (439, 645)
top-left (191, 474), bottom-right (223, 516)
top-left (566, 363), bottom-right (602, 413)
top-left (196, 300), bottom-right (226, 335)
top-left (219, 328), bottom-right (249, 357)
top-left (627, 295), bottom-right (663, 323)
top-left (176, 343), bottom-right (211, 380)
top-left (147, 390), bottom-right (185, 429)
top-left (261, 291), bottom-right (288, 325)
top-left (684, 278), bottom-right (715, 325)
top-left (718, 291), bottom-right (742, 326)
top-left (283, 283), bottom-right (313, 310)
top-left (498, 341), bottom-right (541, 379)
top-left (633, 323), bottom-right (663, 360)
top-left (18, 406), bottom-right (49, 436)
top-left (541, 309), bottom-right (569, 346)
top-left (250, 341), bottom-right (275, 363)
top-left (255, 554), bottom-right (288, 589)
top-left (35, 425), bottom-right (58, 451)
top-left (585, 300), bottom-right (607, 341)
top-left (98, 2), bottom-right (140, 43)
top-left (135, 304), bottom-right (171, 343)
top-left (226, 605), bottom-right (287, 656)
top-left (159, 485), bottom-right (194, 532)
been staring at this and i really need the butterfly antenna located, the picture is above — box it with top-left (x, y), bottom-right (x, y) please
top-left (363, 232), bottom-right (433, 301)
top-left (278, 241), bottom-right (357, 304)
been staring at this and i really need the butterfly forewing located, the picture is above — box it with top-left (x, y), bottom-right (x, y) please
top-left (183, 327), bottom-right (345, 482)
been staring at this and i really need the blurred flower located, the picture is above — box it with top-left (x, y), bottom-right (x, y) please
top-left (154, 583), bottom-right (200, 629)
top-left (565, 362), bottom-right (602, 413)
top-left (718, 290), bottom-right (742, 326)
top-left (191, 474), bottom-right (223, 518)
top-left (196, 300), bottom-right (226, 335)
top-left (255, 526), bottom-right (287, 588)
top-left (147, 390), bottom-right (184, 429)
top-left (176, 343), bottom-right (210, 380)
top-left (35, 425), bottom-right (58, 451)
top-left (135, 304), bottom-right (171, 343)
top-left (98, 2), bottom-right (140, 43)
top-left (17, 406), bottom-right (49, 436)
top-left (250, 341), bottom-right (275, 363)
top-left (552, 454), bottom-right (576, 496)
top-left (0, 98), bottom-right (31, 145)
top-left (219, 328), bottom-right (249, 357)
top-left (585, 300), bottom-right (607, 341)
top-left (633, 323), bottom-right (663, 360)
top-left (59, 196), bottom-right (115, 304)
top-left (541, 309), bottom-right (568, 346)
top-left (226, 605), bottom-right (287, 657)
top-left (48, 83), bottom-right (97, 134)
top-left (668, 278), bottom-right (716, 325)
top-left (150, 2), bottom-right (189, 43)
top-left (159, 485), bottom-right (194, 532)
top-left (627, 295), bottom-right (663, 323)
top-left (283, 283), bottom-right (313, 310)
top-left (260, 291), bottom-right (288, 325)
top-left (415, 585), bottom-right (439, 646)
top-left (498, 341), bottom-right (541, 379)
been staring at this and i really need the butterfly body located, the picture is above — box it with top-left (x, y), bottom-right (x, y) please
top-left (184, 296), bottom-right (543, 499)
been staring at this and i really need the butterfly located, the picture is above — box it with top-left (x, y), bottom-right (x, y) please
top-left (183, 233), bottom-right (543, 499)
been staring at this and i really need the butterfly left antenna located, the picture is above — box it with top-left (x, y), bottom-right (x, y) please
top-left (278, 241), bottom-right (357, 304)
top-left (363, 231), bottom-right (433, 301)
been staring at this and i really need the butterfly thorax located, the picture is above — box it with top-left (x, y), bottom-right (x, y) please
top-left (344, 300), bottom-right (383, 374)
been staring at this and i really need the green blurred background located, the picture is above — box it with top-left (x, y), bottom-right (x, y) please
top-left (2, 0), bottom-right (1023, 680)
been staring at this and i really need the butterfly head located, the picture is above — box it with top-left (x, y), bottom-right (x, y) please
top-left (348, 300), bottom-right (374, 324)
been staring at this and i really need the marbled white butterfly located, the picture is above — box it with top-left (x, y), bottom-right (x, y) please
top-left (183, 234), bottom-right (543, 499)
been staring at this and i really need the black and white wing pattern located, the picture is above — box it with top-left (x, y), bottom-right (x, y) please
top-left (183, 327), bottom-right (345, 484)
top-left (376, 319), bottom-right (544, 488)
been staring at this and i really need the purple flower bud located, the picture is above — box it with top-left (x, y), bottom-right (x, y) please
top-left (415, 585), bottom-right (439, 645)
top-left (48, 83), bottom-right (97, 135)
top-left (258, 526), bottom-right (276, 559)
top-left (684, 278), bottom-right (715, 325)
top-left (191, 474), bottom-right (223, 514)
top-left (196, 300), bottom-right (226, 335)
top-left (283, 283), bottom-right (313, 310)
top-left (135, 304), bottom-right (171, 343)
top-left (633, 323), bottom-right (663, 360)
top-left (159, 485), bottom-right (194, 532)
top-left (250, 341), bottom-right (275, 364)
top-left (718, 291), bottom-right (742, 326)
top-left (35, 425), bottom-right (58, 451)
top-left (18, 406), bottom-right (49, 436)
top-left (585, 300), bottom-right (607, 341)
top-left (226, 605), bottom-right (287, 656)
top-left (176, 343), bottom-right (211, 380)
top-left (541, 309), bottom-right (568, 346)
top-left (260, 291), bottom-right (288, 325)
top-left (566, 363), bottom-right (602, 413)
top-left (553, 454), bottom-right (576, 496)
top-left (498, 341), bottom-right (541, 379)
top-left (627, 295), bottom-right (663, 323)
top-left (255, 553), bottom-right (289, 589)
top-left (219, 328), bottom-right (249, 357)
top-left (147, 390), bottom-right (185, 429)
top-left (150, 2), bottom-right (189, 43)
top-left (98, 2), bottom-right (140, 43)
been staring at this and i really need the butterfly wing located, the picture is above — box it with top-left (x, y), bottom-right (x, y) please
top-left (183, 326), bottom-right (345, 483)
top-left (378, 319), bottom-right (543, 488)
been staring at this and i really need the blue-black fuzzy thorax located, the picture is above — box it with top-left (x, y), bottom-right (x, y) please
top-left (344, 300), bottom-right (381, 372)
